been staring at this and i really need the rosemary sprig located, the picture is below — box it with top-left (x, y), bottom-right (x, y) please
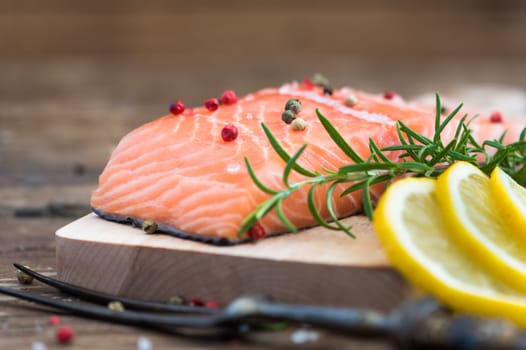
top-left (238, 94), bottom-right (526, 238)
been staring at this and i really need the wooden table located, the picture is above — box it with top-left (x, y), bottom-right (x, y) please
top-left (2, 56), bottom-right (525, 349)
top-left (0, 59), bottom-right (403, 350)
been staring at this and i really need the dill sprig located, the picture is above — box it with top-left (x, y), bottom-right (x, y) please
top-left (239, 94), bottom-right (526, 238)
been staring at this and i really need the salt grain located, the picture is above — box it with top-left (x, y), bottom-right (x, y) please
top-left (290, 328), bottom-right (319, 344)
top-left (31, 341), bottom-right (47, 350)
top-left (137, 336), bottom-right (153, 350)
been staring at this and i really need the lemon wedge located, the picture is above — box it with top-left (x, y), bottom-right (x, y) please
top-left (490, 166), bottom-right (526, 240)
top-left (373, 177), bottom-right (526, 327)
top-left (436, 162), bottom-right (526, 292)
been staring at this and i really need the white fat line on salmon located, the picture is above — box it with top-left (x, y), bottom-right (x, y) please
top-left (277, 84), bottom-right (396, 125)
top-left (256, 101), bottom-right (270, 161)
top-left (206, 108), bottom-right (221, 145)
top-left (108, 119), bottom-right (175, 167)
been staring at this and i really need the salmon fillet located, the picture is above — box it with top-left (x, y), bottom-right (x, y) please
top-left (91, 82), bottom-right (525, 244)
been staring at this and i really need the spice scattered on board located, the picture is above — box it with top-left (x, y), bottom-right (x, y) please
top-left (16, 268), bottom-right (33, 285)
top-left (108, 300), bottom-right (125, 312)
top-left (56, 325), bottom-right (74, 344)
top-left (49, 315), bottom-right (60, 325)
top-left (137, 336), bottom-right (153, 350)
top-left (290, 328), bottom-right (320, 344)
top-left (31, 341), bottom-right (47, 350)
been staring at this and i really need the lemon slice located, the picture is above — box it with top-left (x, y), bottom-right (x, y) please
top-left (490, 166), bottom-right (526, 240)
top-left (373, 177), bottom-right (526, 327)
top-left (436, 162), bottom-right (526, 292)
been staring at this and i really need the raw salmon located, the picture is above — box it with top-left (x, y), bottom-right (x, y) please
top-left (91, 82), bottom-right (525, 244)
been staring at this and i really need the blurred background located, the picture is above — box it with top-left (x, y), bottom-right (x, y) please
top-left (2, 0), bottom-right (526, 186)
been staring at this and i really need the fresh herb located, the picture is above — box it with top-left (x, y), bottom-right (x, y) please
top-left (239, 94), bottom-right (526, 238)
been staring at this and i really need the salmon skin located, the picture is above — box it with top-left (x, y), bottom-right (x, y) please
top-left (91, 82), bottom-right (525, 245)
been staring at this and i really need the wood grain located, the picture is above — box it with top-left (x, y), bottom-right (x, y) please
top-left (2, 2), bottom-right (525, 344)
top-left (2, 0), bottom-right (526, 60)
top-left (56, 214), bottom-right (406, 311)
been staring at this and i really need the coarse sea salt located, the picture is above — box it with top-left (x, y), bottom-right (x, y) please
top-left (31, 341), bottom-right (47, 350)
top-left (137, 336), bottom-right (153, 350)
top-left (290, 328), bottom-right (320, 344)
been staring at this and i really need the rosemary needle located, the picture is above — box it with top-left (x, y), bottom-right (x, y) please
top-left (239, 94), bottom-right (526, 238)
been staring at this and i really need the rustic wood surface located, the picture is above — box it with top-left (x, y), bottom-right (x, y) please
top-left (2, 1), bottom-right (526, 348)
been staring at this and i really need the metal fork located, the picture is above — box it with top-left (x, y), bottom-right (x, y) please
top-left (1, 263), bottom-right (526, 349)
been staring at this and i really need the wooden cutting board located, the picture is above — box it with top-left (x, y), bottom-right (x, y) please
top-left (56, 214), bottom-right (408, 311)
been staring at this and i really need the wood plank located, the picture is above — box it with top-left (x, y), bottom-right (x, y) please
top-left (56, 214), bottom-right (407, 312)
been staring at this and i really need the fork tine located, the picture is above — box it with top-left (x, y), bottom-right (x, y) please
top-left (0, 286), bottom-right (222, 329)
top-left (13, 263), bottom-right (215, 314)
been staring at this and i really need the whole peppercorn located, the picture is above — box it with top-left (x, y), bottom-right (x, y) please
top-left (49, 315), bottom-right (61, 325)
top-left (221, 124), bottom-right (238, 142)
top-left (167, 295), bottom-right (186, 305)
top-left (56, 326), bottom-right (74, 344)
top-left (142, 220), bottom-right (157, 234)
top-left (16, 269), bottom-right (33, 285)
top-left (205, 300), bottom-right (220, 308)
top-left (344, 94), bottom-right (358, 107)
top-left (169, 100), bottom-right (185, 115)
top-left (190, 297), bottom-right (204, 307)
top-left (291, 118), bottom-right (307, 131)
top-left (204, 98), bottom-right (220, 111)
top-left (281, 110), bottom-right (296, 124)
top-left (322, 86), bottom-right (333, 96)
top-left (108, 300), bottom-right (125, 312)
top-left (285, 99), bottom-right (302, 114)
top-left (490, 111), bottom-right (503, 123)
top-left (311, 73), bottom-right (329, 87)
top-left (220, 90), bottom-right (238, 105)
top-left (383, 90), bottom-right (397, 100)
top-left (248, 222), bottom-right (266, 240)
top-left (300, 77), bottom-right (315, 90)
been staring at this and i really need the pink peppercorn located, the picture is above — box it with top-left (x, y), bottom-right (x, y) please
top-left (248, 222), bottom-right (266, 240)
top-left (190, 297), bottom-right (204, 307)
top-left (169, 100), bottom-right (185, 115)
top-left (300, 77), bottom-right (315, 90)
top-left (490, 112), bottom-right (503, 123)
top-left (49, 315), bottom-right (60, 325)
top-left (204, 98), bottom-right (220, 111)
top-left (220, 90), bottom-right (238, 105)
top-left (383, 91), bottom-right (396, 100)
top-left (205, 300), bottom-right (220, 308)
top-left (221, 124), bottom-right (238, 142)
top-left (56, 326), bottom-right (74, 344)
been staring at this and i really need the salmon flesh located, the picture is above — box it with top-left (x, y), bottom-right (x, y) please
top-left (91, 82), bottom-right (525, 245)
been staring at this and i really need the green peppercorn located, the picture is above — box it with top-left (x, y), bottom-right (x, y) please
top-left (167, 295), bottom-right (186, 305)
top-left (142, 220), bottom-right (158, 234)
top-left (344, 93), bottom-right (358, 107)
top-left (16, 269), bottom-right (33, 285)
top-left (284, 99), bottom-right (302, 114)
top-left (108, 300), bottom-right (125, 312)
top-left (281, 110), bottom-right (296, 124)
top-left (311, 73), bottom-right (329, 87)
top-left (291, 118), bottom-right (306, 131)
